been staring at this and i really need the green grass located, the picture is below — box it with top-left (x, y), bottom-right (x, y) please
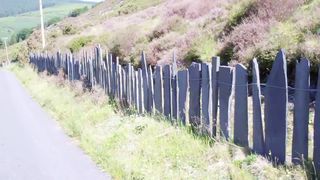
top-left (0, 2), bottom-right (91, 38)
top-left (9, 64), bottom-right (309, 179)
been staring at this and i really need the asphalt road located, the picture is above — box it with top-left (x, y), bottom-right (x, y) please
top-left (0, 70), bottom-right (110, 180)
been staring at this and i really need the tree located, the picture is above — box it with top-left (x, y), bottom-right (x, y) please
top-left (16, 28), bottom-right (33, 42)
top-left (0, 39), bottom-right (3, 48)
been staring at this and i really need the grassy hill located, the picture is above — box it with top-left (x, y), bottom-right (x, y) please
top-left (0, 0), bottom-right (84, 17)
top-left (20, 0), bottom-right (319, 73)
top-left (2, 0), bottom-right (320, 76)
top-left (0, 2), bottom-right (92, 39)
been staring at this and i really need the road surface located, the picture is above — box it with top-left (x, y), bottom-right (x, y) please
top-left (0, 70), bottom-right (110, 180)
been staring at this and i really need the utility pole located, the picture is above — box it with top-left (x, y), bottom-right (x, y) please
top-left (39, 0), bottom-right (46, 49)
top-left (2, 37), bottom-right (9, 65)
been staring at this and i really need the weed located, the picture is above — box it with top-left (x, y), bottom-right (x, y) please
top-left (68, 36), bottom-right (93, 53)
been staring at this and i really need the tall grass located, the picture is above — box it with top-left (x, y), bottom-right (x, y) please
top-left (9, 64), bottom-right (310, 179)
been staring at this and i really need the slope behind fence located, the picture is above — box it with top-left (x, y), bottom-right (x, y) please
top-left (30, 47), bottom-right (320, 173)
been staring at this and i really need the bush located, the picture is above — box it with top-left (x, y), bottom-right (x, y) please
top-left (68, 36), bottom-right (93, 53)
top-left (46, 17), bottom-right (61, 27)
top-left (69, 6), bottom-right (89, 17)
top-left (62, 24), bottom-right (77, 35)
top-left (183, 48), bottom-right (200, 64)
top-left (0, 39), bottom-right (3, 48)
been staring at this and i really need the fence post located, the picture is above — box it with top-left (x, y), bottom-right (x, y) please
top-left (171, 56), bottom-right (178, 119)
top-left (314, 65), bottom-right (320, 173)
top-left (177, 69), bottom-right (188, 125)
top-left (218, 66), bottom-right (233, 139)
top-left (264, 49), bottom-right (288, 164)
top-left (292, 58), bottom-right (310, 164)
top-left (211, 57), bottom-right (220, 137)
top-left (138, 68), bottom-right (144, 114)
top-left (163, 65), bottom-right (172, 118)
top-left (234, 64), bottom-right (248, 146)
top-left (154, 66), bottom-right (163, 113)
top-left (189, 63), bottom-right (201, 129)
top-left (201, 63), bottom-right (211, 135)
top-left (148, 66), bottom-right (154, 114)
top-left (141, 52), bottom-right (150, 113)
top-left (252, 58), bottom-right (265, 155)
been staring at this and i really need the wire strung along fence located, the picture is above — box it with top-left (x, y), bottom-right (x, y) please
top-left (29, 46), bottom-right (320, 173)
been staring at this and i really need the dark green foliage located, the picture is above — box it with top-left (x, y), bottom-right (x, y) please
top-left (0, 39), bottom-right (3, 48)
top-left (16, 28), bottom-right (33, 42)
top-left (62, 24), bottom-right (77, 35)
top-left (9, 28), bottom-right (33, 45)
top-left (68, 36), bottom-right (93, 53)
top-left (68, 6), bottom-right (89, 17)
top-left (217, 43), bottom-right (234, 65)
top-left (184, 49), bottom-right (200, 65)
top-left (46, 17), bottom-right (62, 27)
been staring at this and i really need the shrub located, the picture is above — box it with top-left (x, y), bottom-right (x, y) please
top-left (69, 6), bottom-right (89, 17)
top-left (62, 24), bottom-right (77, 35)
top-left (15, 45), bottom-right (29, 64)
top-left (166, 0), bottom-right (217, 19)
top-left (46, 17), bottom-right (61, 27)
top-left (148, 16), bottom-right (187, 41)
top-left (68, 36), bottom-right (93, 53)
top-left (223, 0), bottom-right (256, 34)
top-left (0, 39), bottom-right (3, 48)
top-left (184, 48), bottom-right (200, 64)
top-left (115, 0), bottom-right (163, 16)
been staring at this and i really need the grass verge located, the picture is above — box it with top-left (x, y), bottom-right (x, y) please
top-left (10, 64), bottom-right (309, 179)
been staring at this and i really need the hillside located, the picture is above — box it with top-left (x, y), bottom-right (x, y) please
top-left (0, 2), bottom-right (92, 39)
top-left (0, 0), bottom-right (84, 17)
top-left (5, 0), bottom-right (320, 75)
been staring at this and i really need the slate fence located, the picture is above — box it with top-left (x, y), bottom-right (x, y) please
top-left (29, 47), bottom-right (320, 172)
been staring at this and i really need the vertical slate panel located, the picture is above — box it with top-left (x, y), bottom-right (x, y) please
top-left (135, 71), bottom-right (139, 109)
top-left (119, 65), bottom-right (123, 101)
top-left (201, 63), bottom-right (211, 134)
top-left (171, 57), bottom-right (178, 119)
top-left (105, 52), bottom-right (110, 95)
top-left (218, 66), bottom-right (233, 139)
top-left (189, 63), bottom-right (201, 128)
top-left (141, 52), bottom-right (150, 112)
top-left (264, 49), bottom-right (288, 164)
top-left (138, 68), bottom-right (143, 114)
top-left (252, 58), bottom-right (265, 155)
top-left (163, 65), bottom-right (172, 118)
top-left (234, 64), bottom-right (248, 146)
top-left (211, 57), bottom-right (220, 137)
top-left (128, 64), bottom-right (132, 105)
top-left (292, 58), bottom-right (310, 164)
top-left (177, 70), bottom-right (188, 125)
top-left (148, 66), bottom-right (154, 113)
top-left (115, 58), bottom-right (119, 98)
top-left (154, 66), bottom-right (163, 113)
top-left (109, 55), bottom-right (114, 96)
top-left (314, 65), bottom-right (320, 173)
